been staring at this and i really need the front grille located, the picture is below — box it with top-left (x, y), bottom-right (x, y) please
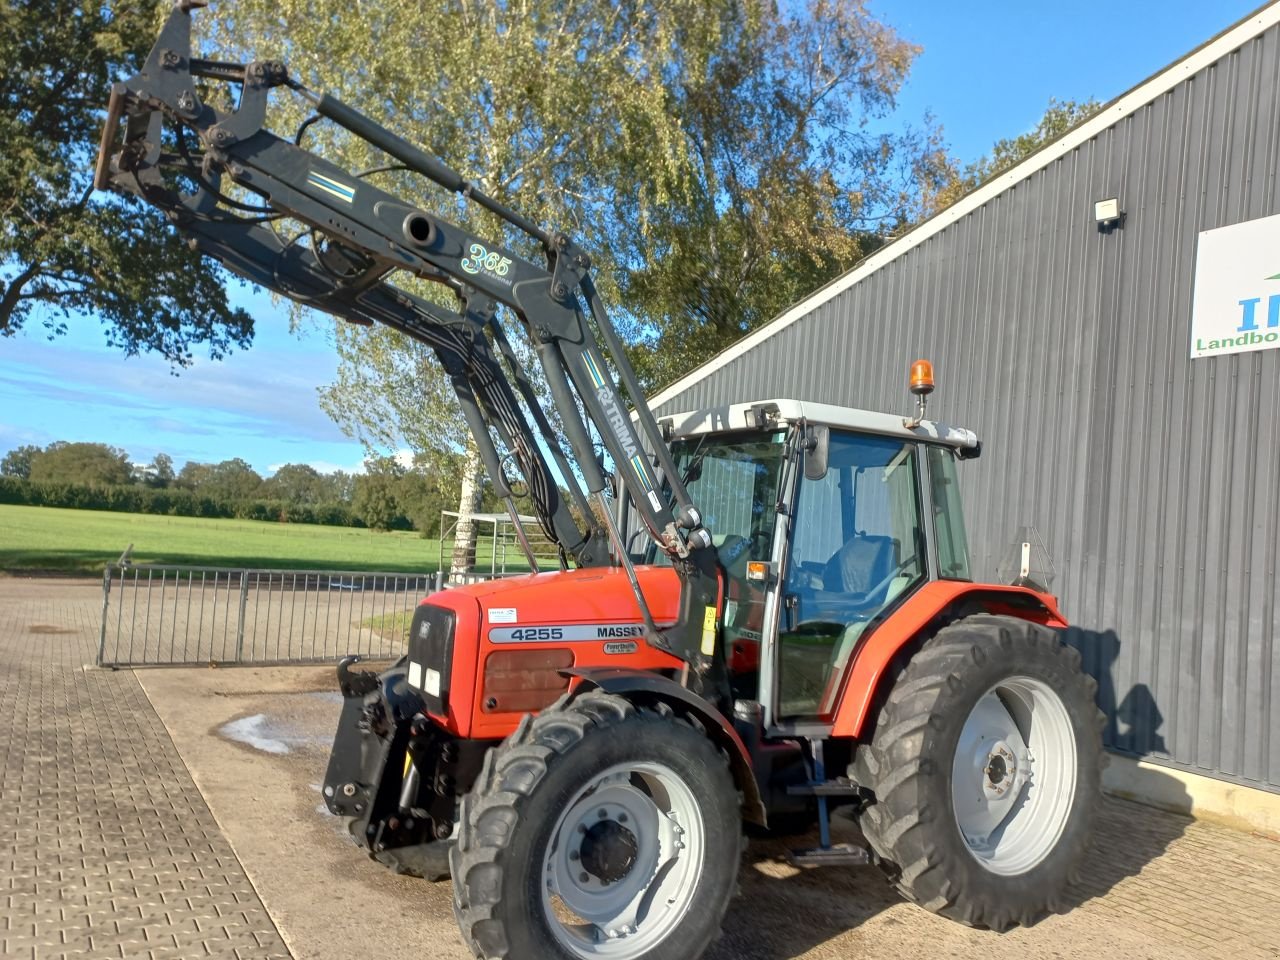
top-left (406, 603), bottom-right (456, 715)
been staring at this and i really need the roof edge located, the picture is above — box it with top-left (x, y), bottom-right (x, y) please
top-left (648, 1), bottom-right (1280, 410)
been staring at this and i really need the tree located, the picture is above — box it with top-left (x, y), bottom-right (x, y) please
top-left (202, 458), bottom-right (264, 502)
top-left (616, 2), bottom-right (950, 388)
top-left (211, 0), bottom-right (941, 566)
top-left (0, 0), bottom-right (254, 363)
top-left (395, 460), bottom-right (461, 539)
top-left (0, 444), bottom-right (41, 479)
top-left (318, 469), bottom-right (356, 504)
top-left (352, 458), bottom-right (403, 532)
top-left (175, 461), bottom-right (214, 491)
top-left (264, 463), bottom-right (325, 504)
top-left (146, 453), bottom-right (175, 488)
top-left (928, 98), bottom-right (1101, 211)
top-left (27, 441), bottom-right (132, 487)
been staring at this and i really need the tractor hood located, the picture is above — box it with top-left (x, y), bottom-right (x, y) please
top-left (441, 564), bottom-right (682, 626)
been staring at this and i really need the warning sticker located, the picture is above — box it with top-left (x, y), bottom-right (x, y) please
top-left (489, 607), bottom-right (518, 624)
top-left (700, 605), bottom-right (717, 656)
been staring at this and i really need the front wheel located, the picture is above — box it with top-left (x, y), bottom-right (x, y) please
top-left (450, 691), bottom-right (742, 960)
top-left (852, 614), bottom-right (1104, 930)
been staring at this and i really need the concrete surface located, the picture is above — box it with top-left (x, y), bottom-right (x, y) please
top-left (4, 576), bottom-right (1280, 960)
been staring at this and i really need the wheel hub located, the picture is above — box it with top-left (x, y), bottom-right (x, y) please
top-left (580, 818), bottom-right (639, 883)
top-left (982, 740), bottom-right (1019, 799)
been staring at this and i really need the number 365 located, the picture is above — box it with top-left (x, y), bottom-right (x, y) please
top-left (461, 243), bottom-right (512, 276)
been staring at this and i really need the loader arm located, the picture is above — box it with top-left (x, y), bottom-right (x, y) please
top-left (94, 0), bottom-right (725, 690)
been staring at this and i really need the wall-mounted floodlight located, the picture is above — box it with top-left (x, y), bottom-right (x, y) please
top-left (1095, 197), bottom-right (1123, 233)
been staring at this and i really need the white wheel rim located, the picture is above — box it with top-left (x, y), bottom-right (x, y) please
top-left (541, 761), bottom-right (704, 959)
top-left (951, 675), bottom-right (1077, 876)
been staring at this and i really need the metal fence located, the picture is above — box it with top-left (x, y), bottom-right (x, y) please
top-left (97, 563), bottom-right (442, 667)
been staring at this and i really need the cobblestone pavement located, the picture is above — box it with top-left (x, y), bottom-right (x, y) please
top-left (0, 578), bottom-right (290, 959)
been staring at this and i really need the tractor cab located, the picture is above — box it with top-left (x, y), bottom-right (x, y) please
top-left (652, 398), bottom-right (980, 728)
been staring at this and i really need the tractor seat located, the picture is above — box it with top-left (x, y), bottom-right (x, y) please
top-left (823, 535), bottom-right (897, 597)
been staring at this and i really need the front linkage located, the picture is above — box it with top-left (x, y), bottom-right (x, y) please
top-left (324, 654), bottom-right (489, 878)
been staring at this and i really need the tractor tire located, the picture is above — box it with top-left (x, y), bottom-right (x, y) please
top-left (851, 614), bottom-right (1104, 931)
top-left (450, 690), bottom-right (742, 960)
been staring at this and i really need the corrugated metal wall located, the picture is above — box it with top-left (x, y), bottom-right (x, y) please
top-left (654, 23), bottom-right (1280, 793)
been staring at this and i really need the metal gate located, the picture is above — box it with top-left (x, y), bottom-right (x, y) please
top-left (97, 563), bottom-right (441, 667)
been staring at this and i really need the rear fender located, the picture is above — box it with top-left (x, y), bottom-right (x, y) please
top-left (830, 581), bottom-right (1067, 739)
top-left (566, 668), bottom-right (767, 826)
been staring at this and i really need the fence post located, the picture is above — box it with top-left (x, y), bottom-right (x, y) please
top-left (234, 570), bottom-right (250, 663)
top-left (97, 565), bottom-right (113, 666)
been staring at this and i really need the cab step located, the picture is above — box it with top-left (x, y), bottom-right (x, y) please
top-left (786, 778), bottom-right (862, 797)
top-left (788, 843), bottom-right (871, 868)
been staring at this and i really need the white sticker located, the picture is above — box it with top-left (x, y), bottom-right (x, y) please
top-left (647, 490), bottom-right (663, 512)
top-left (423, 668), bottom-right (442, 697)
top-left (407, 660), bottom-right (423, 689)
top-left (489, 607), bottom-right (518, 624)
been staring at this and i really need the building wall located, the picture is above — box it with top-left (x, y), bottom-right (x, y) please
top-left (653, 22), bottom-right (1280, 793)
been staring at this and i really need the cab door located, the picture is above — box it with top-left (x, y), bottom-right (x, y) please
top-left (768, 430), bottom-right (929, 720)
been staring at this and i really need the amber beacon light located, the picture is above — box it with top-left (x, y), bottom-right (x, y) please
top-left (905, 359), bottom-right (935, 427)
top-left (910, 359), bottom-right (935, 396)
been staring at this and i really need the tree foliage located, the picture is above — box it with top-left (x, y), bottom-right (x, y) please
top-left (928, 98), bottom-right (1101, 211)
top-left (146, 452), bottom-right (175, 488)
top-left (616, 1), bottom-right (950, 387)
top-left (0, 444), bottom-right (40, 479)
top-left (0, 0), bottom-right (253, 363)
top-left (263, 462), bottom-right (325, 504)
top-left (27, 441), bottom-right (132, 487)
top-left (351, 457), bottom-right (403, 532)
top-left (208, 0), bottom-right (946, 459)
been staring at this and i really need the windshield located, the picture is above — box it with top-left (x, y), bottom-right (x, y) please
top-left (648, 432), bottom-right (787, 566)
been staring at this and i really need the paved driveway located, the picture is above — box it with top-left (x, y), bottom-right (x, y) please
top-left (2, 576), bottom-right (1279, 959)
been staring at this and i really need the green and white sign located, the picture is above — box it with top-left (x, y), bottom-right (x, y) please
top-left (1191, 213), bottom-right (1280, 359)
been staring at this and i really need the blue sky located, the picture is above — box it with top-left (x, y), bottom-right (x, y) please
top-left (1, 1), bottom-right (1264, 475)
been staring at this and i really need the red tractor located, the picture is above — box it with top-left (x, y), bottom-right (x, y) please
top-left (97, 6), bottom-right (1103, 958)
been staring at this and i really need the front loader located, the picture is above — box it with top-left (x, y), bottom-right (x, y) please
top-left (95, 5), bottom-right (1104, 958)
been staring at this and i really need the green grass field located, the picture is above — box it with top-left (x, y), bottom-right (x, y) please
top-left (0, 504), bottom-right (526, 575)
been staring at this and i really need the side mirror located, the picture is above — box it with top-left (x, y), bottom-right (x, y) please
top-left (803, 425), bottom-right (829, 480)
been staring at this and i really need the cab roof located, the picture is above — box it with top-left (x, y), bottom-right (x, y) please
top-left (660, 399), bottom-right (981, 452)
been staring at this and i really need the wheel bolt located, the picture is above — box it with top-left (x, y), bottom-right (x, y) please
top-left (618, 813), bottom-right (627, 823)
top-left (578, 824), bottom-right (587, 834)
top-left (570, 851), bottom-right (579, 861)
top-left (579, 871), bottom-right (590, 883)
top-left (598, 808), bottom-right (608, 819)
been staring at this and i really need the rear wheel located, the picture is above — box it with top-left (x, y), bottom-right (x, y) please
top-left (852, 614), bottom-right (1104, 930)
top-left (451, 691), bottom-right (742, 960)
